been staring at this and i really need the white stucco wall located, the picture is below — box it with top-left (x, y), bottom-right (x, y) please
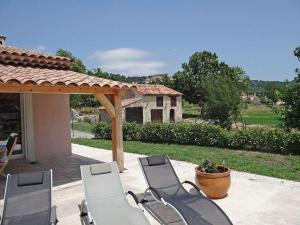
top-left (31, 94), bottom-right (71, 160)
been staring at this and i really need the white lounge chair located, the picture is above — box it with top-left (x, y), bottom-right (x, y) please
top-left (80, 162), bottom-right (151, 225)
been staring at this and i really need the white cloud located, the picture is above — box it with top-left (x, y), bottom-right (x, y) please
top-left (92, 48), bottom-right (150, 61)
top-left (34, 45), bottom-right (47, 52)
top-left (90, 48), bottom-right (165, 76)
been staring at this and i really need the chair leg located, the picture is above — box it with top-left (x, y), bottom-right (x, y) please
top-left (88, 212), bottom-right (93, 224)
top-left (80, 199), bottom-right (88, 217)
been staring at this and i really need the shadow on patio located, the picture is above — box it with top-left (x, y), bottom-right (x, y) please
top-left (0, 153), bottom-right (102, 197)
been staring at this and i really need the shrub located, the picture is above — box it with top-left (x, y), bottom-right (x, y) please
top-left (83, 116), bottom-right (93, 124)
top-left (93, 122), bottom-right (111, 139)
top-left (92, 122), bottom-right (300, 155)
top-left (123, 122), bottom-right (143, 141)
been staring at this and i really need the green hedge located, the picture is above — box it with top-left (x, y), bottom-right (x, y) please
top-left (92, 122), bottom-right (300, 155)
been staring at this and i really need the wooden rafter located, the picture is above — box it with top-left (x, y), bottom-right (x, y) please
top-left (0, 84), bottom-right (118, 95)
top-left (95, 94), bottom-right (116, 118)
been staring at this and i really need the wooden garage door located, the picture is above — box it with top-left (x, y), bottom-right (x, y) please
top-left (151, 109), bottom-right (163, 123)
top-left (125, 107), bottom-right (143, 123)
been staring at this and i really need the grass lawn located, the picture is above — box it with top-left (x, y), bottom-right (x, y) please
top-left (182, 100), bottom-right (201, 118)
top-left (71, 122), bottom-right (94, 133)
top-left (72, 138), bottom-right (300, 181)
top-left (241, 104), bottom-right (281, 127)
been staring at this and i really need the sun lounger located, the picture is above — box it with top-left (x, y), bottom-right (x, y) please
top-left (139, 155), bottom-right (233, 225)
top-left (0, 170), bottom-right (57, 225)
top-left (80, 162), bottom-right (151, 225)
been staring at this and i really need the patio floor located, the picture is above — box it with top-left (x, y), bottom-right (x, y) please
top-left (0, 144), bottom-right (299, 225)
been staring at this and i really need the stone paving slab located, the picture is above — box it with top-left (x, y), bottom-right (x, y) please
top-left (0, 144), bottom-right (299, 225)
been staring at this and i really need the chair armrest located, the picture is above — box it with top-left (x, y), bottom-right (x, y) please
top-left (126, 191), bottom-right (144, 211)
top-left (50, 206), bottom-right (58, 225)
top-left (126, 191), bottom-right (139, 205)
top-left (142, 186), bottom-right (167, 206)
top-left (182, 180), bottom-right (202, 194)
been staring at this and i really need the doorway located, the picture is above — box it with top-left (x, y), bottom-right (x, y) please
top-left (151, 109), bottom-right (163, 123)
top-left (125, 107), bottom-right (143, 123)
top-left (170, 109), bottom-right (175, 123)
top-left (0, 93), bottom-right (23, 156)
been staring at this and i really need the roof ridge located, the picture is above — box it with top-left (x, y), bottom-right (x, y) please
top-left (0, 45), bottom-right (70, 61)
top-left (0, 45), bottom-right (71, 69)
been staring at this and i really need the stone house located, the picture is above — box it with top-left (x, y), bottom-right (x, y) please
top-left (100, 84), bottom-right (183, 124)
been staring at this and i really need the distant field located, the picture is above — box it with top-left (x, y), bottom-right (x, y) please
top-left (182, 101), bottom-right (281, 127)
top-left (241, 104), bottom-right (281, 127)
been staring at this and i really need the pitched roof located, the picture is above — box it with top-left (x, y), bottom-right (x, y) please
top-left (0, 45), bottom-right (134, 90)
top-left (0, 45), bottom-right (71, 69)
top-left (0, 64), bottom-right (132, 88)
top-left (135, 84), bottom-right (182, 96)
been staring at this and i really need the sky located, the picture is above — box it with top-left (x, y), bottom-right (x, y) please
top-left (0, 0), bottom-right (299, 80)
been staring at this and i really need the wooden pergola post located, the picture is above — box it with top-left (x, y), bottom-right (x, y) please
top-left (111, 91), bottom-right (124, 171)
top-left (95, 90), bottom-right (124, 172)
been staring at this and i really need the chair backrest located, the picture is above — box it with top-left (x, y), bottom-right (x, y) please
top-left (80, 162), bottom-right (125, 202)
top-left (6, 134), bottom-right (18, 157)
top-left (139, 156), bottom-right (186, 199)
top-left (2, 170), bottom-right (52, 223)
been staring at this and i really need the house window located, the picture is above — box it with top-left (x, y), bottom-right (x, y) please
top-left (170, 96), bottom-right (177, 107)
top-left (156, 96), bottom-right (163, 107)
top-left (151, 109), bottom-right (163, 123)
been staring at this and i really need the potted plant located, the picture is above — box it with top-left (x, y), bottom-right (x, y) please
top-left (195, 160), bottom-right (231, 199)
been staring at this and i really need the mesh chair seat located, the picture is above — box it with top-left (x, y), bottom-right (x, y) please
top-left (139, 156), bottom-right (233, 225)
top-left (2, 210), bottom-right (50, 225)
top-left (0, 170), bottom-right (57, 225)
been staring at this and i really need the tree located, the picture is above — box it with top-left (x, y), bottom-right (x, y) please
top-left (282, 47), bottom-right (300, 129)
top-left (88, 68), bottom-right (129, 82)
top-left (171, 51), bottom-right (249, 129)
top-left (264, 82), bottom-right (284, 103)
top-left (56, 49), bottom-right (86, 73)
top-left (294, 47), bottom-right (300, 80)
top-left (201, 67), bottom-right (248, 129)
top-left (173, 51), bottom-right (234, 105)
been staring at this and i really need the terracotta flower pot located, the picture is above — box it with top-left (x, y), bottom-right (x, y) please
top-left (195, 165), bottom-right (231, 199)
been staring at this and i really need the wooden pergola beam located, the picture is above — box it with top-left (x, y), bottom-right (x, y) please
top-left (95, 94), bottom-right (116, 118)
top-left (0, 84), bottom-right (118, 95)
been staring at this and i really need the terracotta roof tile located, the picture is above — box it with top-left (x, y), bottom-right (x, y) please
top-left (135, 84), bottom-right (182, 95)
top-left (0, 45), bottom-right (71, 69)
top-left (0, 64), bottom-right (134, 89)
